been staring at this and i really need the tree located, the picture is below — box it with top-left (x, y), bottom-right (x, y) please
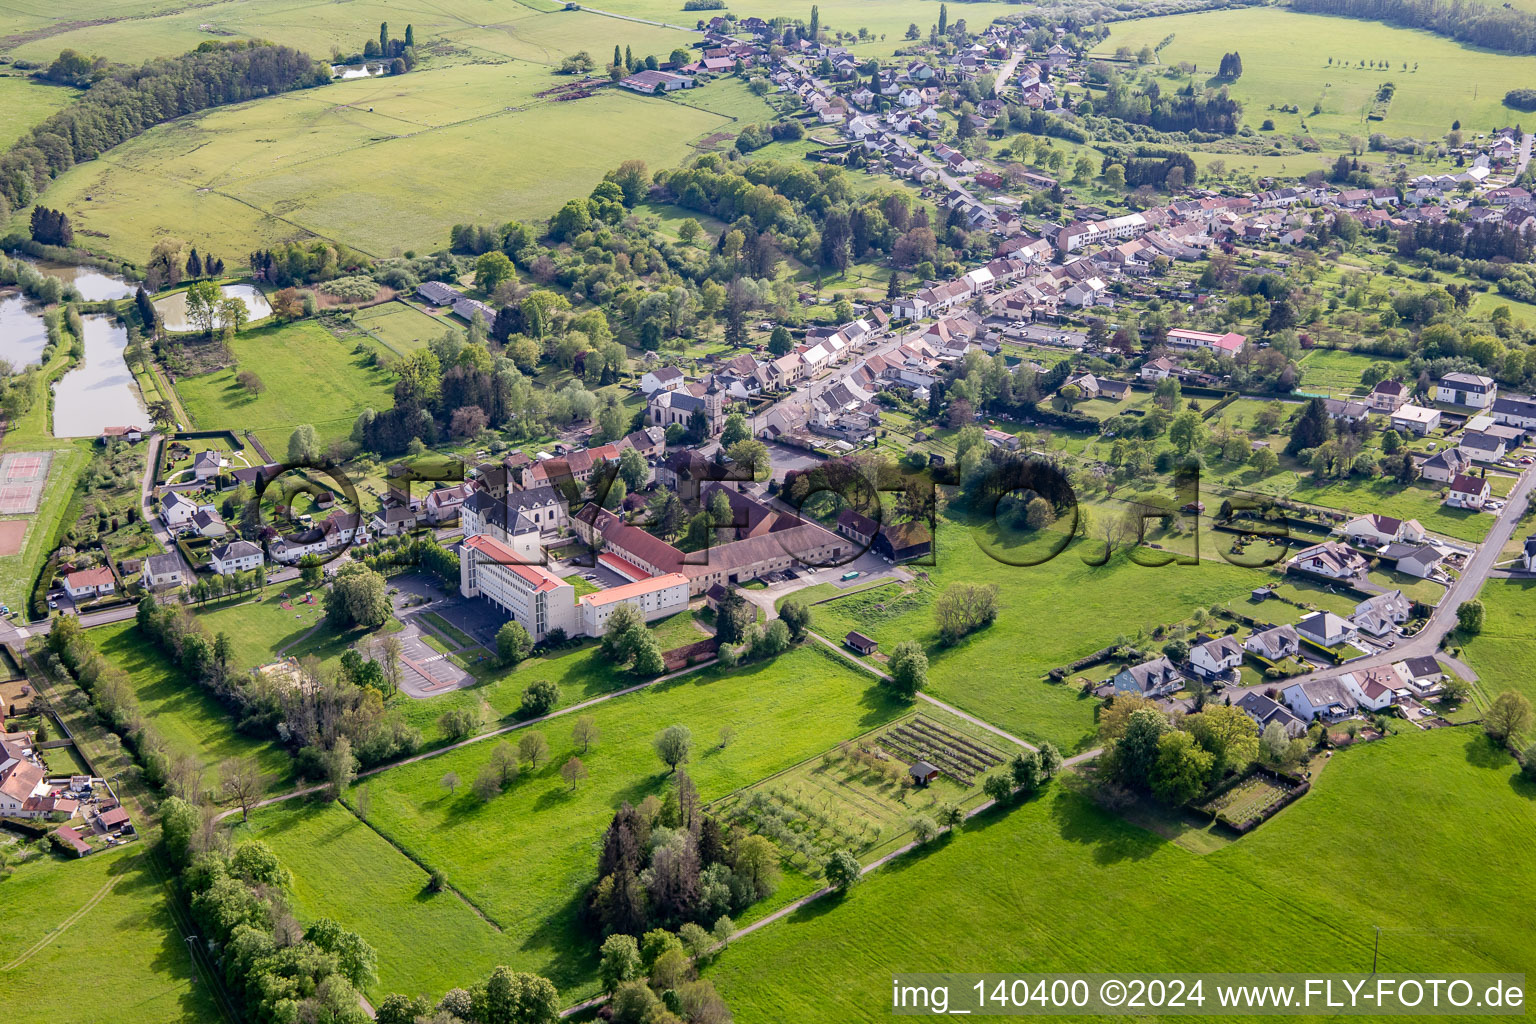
top-left (823, 848), bottom-right (861, 891)
top-left (1107, 707), bottom-right (1167, 789)
top-left (1250, 447), bottom-right (1279, 476)
top-left (498, 620), bottom-right (533, 666)
top-left (726, 438), bottom-right (769, 480)
top-left (236, 369), bottom-right (265, 395)
top-left (1024, 497), bottom-right (1054, 531)
top-left (677, 218), bottom-right (701, 245)
top-left (518, 731), bottom-right (550, 769)
top-left (288, 423), bottom-right (321, 464)
top-left (982, 773), bottom-right (1013, 804)
top-left (654, 724), bottom-right (692, 772)
top-left (471, 967), bottom-right (560, 1024)
top-left (778, 599), bottom-right (811, 641)
top-left (1168, 409), bottom-right (1206, 454)
top-left (441, 771), bottom-right (460, 797)
top-left (473, 763), bottom-right (502, 801)
top-left (1184, 704), bottom-right (1260, 779)
top-left (324, 735), bottom-right (357, 800)
top-left (910, 814), bottom-right (939, 844)
top-left (618, 446), bottom-right (648, 492)
top-left (1150, 730), bottom-right (1213, 805)
top-left (1285, 397), bottom-right (1332, 456)
top-left (1038, 741), bottom-right (1063, 779)
top-left (933, 582), bottom-right (1000, 643)
top-left (732, 833), bottom-right (780, 899)
top-left (219, 757), bottom-right (264, 822)
top-left (573, 714), bottom-right (600, 753)
top-left (1457, 599), bottom-right (1485, 635)
top-left (521, 679), bottom-right (560, 717)
top-left (324, 563), bottom-right (390, 628)
top-left (475, 251), bottom-right (514, 294)
top-left (439, 708), bottom-right (478, 741)
top-left (1010, 750), bottom-right (1042, 794)
top-left (599, 934), bottom-right (643, 994)
top-left (1104, 163), bottom-right (1126, 190)
top-left (555, 755), bottom-right (587, 791)
top-left (886, 640), bottom-right (928, 697)
top-left (720, 412), bottom-right (750, 449)
top-left (1484, 691), bottom-right (1533, 748)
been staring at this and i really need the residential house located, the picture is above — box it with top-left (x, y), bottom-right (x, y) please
top-left (1436, 372), bottom-right (1496, 408)
top-left (1188, 634), bottom-right (1244, 680)
top-left (63, 566), bottom-right (115, 601)
top-left (1457, 429), bottom-right (1508, 463)
top-left (1368, 379), bottom-right (1410, 412)
top-left (1322, 398), bottom-right (1370, 423)
top-left (1281, 677), bottom-right (1357, 722)
top-left (1445, 473), bottom-right (1490, 509)
top-left (193, 450), bottom-right (223, 482)
top-left (1396, 655), bottom-right (1445, 693)
top-left (1140, 356), bottom-right (1177, 382)
top-left (1111, 656), bottom-right (1184, 698)
top-left (1353, 589), bottom-right (1411, 637)
top-left (159, 491), bottom-right (197, 529)
top-left (191, 508), bottom-right (228, 538)
top-left (1296, 610), bottom-right (1354, 648)
top-left (1342, 514), bottom-right (1425, 548)
top-left (1419, 446), bottom-right (1472, 483)
top-left (1341, 665), bottom-right (1403, 711)
top-left (1166, 328), bottom-right (1246, 356)
top-left (1288, 540), bottom-right (1367, 580)
top-left (640, 366), bottom-right (686, 396)
top-left (209, 540), bottom-right (264, 576)
top-left (144, 553), bottom-right (183, 589)
top-left (370, 505), bottom-right (416, 537)
top-left (424, 483), bottom-right (473, 523)
top-left (1391, 404), bottom-right (1442, 436)
top-left (1244, 623), bottom-right (1300, 662)
top-left (1236, 691), bottom-right (1308, 738)
top-left (1490, 395), bottom-right (1536, 431)
top-left (1378, 542), bottom-right (1445, 579)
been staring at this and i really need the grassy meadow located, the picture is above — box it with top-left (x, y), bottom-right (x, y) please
top-left (706, 727), bottom-right (1536, 1022)
top-left (1104, 9), bottom-right (1536, 157)
top-left (337, 644), bottom-right (900, 1000)
top-left (174, 319), bottom-right (394, 453)
top-left (0, 847), bottom-right (220, 1024)
top-left (0, 76), bottom-right (75, 148)
top-left (90, 621), bottom-right (295, 795)
top-left (793, 514), bottom-right (1276, 753)
top-left (1458, 576), bottom-right (1536, 707)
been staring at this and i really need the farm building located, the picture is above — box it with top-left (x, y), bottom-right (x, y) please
top-left (845, 631), bottom-right (878, 656)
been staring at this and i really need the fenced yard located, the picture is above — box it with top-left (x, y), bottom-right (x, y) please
top-left (1193, 768), bottom-right (1308, 833)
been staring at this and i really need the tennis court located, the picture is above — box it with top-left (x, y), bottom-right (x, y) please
top-left (0, 451), bottom-right (52, 515)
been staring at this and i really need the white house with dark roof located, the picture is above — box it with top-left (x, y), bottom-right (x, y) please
top-left (1368, 379), bottom-right (1409, 412)
top-left (1244, 623), bottom-right (1300, 662)
top-left (1395, 655), bottom-right (1445, 693)
top-left (1490, 395), bottom-right (1536, 430)
top-left (640, 366), bottom-right (686, 397)
top-left (1288, 540), bottom-right (1367, 580)
top-left (1281, 677), bottom-right (1357, 721)
top-left (1457, 429), bottom-right (1508, 463)
top-left (1342, 514), bottom-right (1425, 548)
top-left (192, 450), bottom-right (223, 482)
top-left (1378, 542), bottom-right (1444, 579)
top-left (1236, 691), bottom-right (1307, 738)
top-left (159, 490), bottom-right (197, 529)
top-left (209, 540), bottom-right (264, 575)
top-left (1353, 590), bottom-right (1411, 637)
top-left (1189, 634), bottom-right (1244, 679)
top-left (144, 552), bottom-right (183, 589)
top-left (1419, 446), bottom-right (1472, 483)
top-left (1445, 474), bottom-right (1490, 509)
top-left (1296, 610), bottom-right (1354, 648)
top-left (1436, 372), bottom-right (1496, 408)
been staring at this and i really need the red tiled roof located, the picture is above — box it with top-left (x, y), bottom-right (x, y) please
top-left (579, 573), bottom-right (689, 607)
top-left (463, 535), bottom-right (565, 592)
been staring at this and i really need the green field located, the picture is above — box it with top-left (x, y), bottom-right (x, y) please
top-left (792, 514), bottom-right (1276, 752)
top-left (706, 727), bottom-right (1536, 1022)
top-left (1104, 9), bottom-right (1536, 156)
top-left (174, 319), bottom-right (394, 453)
top-left (1458, 576), bottom-right (1536, 707)
top-left (91, 621), bottom-right (295, 795)
top-left (0, 847), bottom-right (219, 1024)
top-left (0, 76), bottom-right (75, 148)
top-left (1297, 348), bottom-right (1404, 397)
top-left (351, 300), bottom-right (448, 355)
top-left (333, 644), bottom-right (900, 1001)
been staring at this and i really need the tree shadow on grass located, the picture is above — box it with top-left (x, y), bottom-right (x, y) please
top-left (1464, 730), bottom-right (1513, 770)
top-left (1048, 783), bottom-right (1165, 865)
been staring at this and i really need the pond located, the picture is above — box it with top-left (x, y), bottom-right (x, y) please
top-left (29, 259), bottom-right (136, 302)
top-left (331, 63), bottom-right (387, 79)
top-left (155, 282), bottom-right (274, 332)
top-left (0, 294), bottom-right (49, 368)
top-left (52, 314), bottom-right (147, 438)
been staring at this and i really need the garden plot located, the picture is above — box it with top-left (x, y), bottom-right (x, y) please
top-left (1194, 769), bottom-right (1303, 832)
top-left (713, 712), bottom-right (1009, 870)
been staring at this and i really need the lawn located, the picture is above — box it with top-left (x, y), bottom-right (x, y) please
top-left (351, 301), bottom-right (448, 355)
top-left (174, 319), bottom-right (394, 454)
top-left (1296, 348), bottom-right (1402, 397)
top-left (1458, 576), bottom-right (1536, 708)
top-left (350, 644), bottom-right (901, 1001)
top-left (789, 514), bottom-right (1278, 753)
top-left (1104, 8), bottom-right (1536, 155)
top-left (0, 77), bottom-right (76, 149)
top-left (1, 846), bottom-right (221, 1024)
top-left (1288, 476), bottom-right (1493, 542)
top-left (91, 621), bottom-right (294, 795)
top-left (706, 727), bottom-right (1536, 1022)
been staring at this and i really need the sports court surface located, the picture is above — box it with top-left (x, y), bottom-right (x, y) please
top-left (0, 451), bottom-right (52, 515)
